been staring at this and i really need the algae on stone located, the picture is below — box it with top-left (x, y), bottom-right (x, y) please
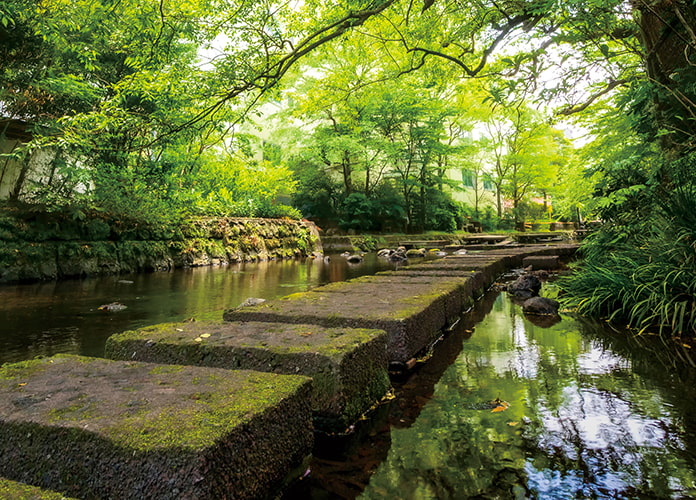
top-left (0, 478), bottom-right (79, 500)
top-left (105, 321), bottom-right (391, 433)
top-left (0, 355), bottom-right (313, 500)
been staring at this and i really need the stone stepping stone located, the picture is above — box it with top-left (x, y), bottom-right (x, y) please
top-left (522, 255), bottom-right (561, 270)
top-left (224, 280), bottom-right (454, 367)
top-left (105, 321), bottom-right (390, 434)
top-left (0, 355), bottom-right (312, 500)
top-left (345, 274), bottom-right (477, 323)
top-left (0, 479), bottom-right (79, 500)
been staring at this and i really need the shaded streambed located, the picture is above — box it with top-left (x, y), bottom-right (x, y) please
top-left (0, 254), bottom-right (395, 364)
top-left (293, 289), bottom-right (696, 499)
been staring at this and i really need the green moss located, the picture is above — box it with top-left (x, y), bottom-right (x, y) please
top-left (104, 371), bottom-right (310, 452)
top-left (0, 358), bottom-right (47, 382)
top-left (149, 365), bottom-right (185, 375)
top-left (47, 399), bottom-right (98, 423)
top-left (0, 479), bottom-right (80, 500)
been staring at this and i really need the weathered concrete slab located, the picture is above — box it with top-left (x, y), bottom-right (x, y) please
top-left (0, 479), bottom-right (79, 500)
top-left (317, 275), bottom-right (466, 325)
top-left (0, 355), bottom-right (313, 500)
top-left (352, 274), bottom-right (476, 322)
top-left (104, 321), bottom-right (390, 433)
top-left (224, 285), bottom-right (449, 366)
top-left (403, 257), bottom-right (507, 285)
top-left (522, 255), bottom-right (561, 270)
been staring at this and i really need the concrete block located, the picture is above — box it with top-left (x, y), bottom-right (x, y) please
top-left (105, 322), bottom-right (390, 433)
top-left (0, 355), bottom-right (313, 500)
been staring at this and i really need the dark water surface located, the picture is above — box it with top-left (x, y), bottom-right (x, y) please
top-left (4, 257), bottom-right (696, 499)
top-left (0, 254), bottom-right (394, 364)
top-left (293, 289), bottom-right (696, 499)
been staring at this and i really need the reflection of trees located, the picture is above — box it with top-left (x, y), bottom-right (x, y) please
top-left (360, 294), bottom-right (696, 499)
top-left (517, 312), bottom-right (696, 498)
top-left (293, 291), bottom-right (501, 499)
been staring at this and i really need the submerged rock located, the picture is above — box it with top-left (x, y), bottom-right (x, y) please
top-left (406, 248), bottom-right (427, 258)
top-left (97, 302), bottom-right (127, 312)
top-left (236, 297), bottom-right (266, 309)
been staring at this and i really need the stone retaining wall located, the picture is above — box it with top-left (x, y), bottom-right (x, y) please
top-left (0, 212), bottom-right (322, 283)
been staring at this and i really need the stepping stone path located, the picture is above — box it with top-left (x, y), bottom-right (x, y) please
top-left (0, 242), bottom-right (578, 499)
top-left (105, 321), bottom-right (390, 434)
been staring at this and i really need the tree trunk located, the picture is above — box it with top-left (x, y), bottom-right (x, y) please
top-left (342, 151), bottom-right (353, 195)
top-left (633, 0), bottom-right (696, 156)
top-left (9, 153), bottom-right (31, 201)
top-left (495, 185), bottom-right (503, 219)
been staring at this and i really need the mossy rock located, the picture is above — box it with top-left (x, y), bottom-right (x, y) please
top-left (0, 478), bottom-right (79, 500)
top-left (105, 321), bottom-right (391, 433)
top-left (0, 355), bottom-right (313, 500)
top-left (223, 281), bottom-right (452, 365)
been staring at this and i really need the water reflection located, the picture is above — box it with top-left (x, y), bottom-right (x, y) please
top-left (0, 254), bottom-right (395, 364)
top-left (358, 293), bottom-right (696, 499)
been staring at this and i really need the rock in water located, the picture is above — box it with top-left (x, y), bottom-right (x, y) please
top-left (522, 297), bottom-right (560, 316)
top-left (98, 302), bottom-right (127, 312)
top-left (508, 274), bottom-right (542, 299)
top-left (236, 297), bottom-right (266, 309)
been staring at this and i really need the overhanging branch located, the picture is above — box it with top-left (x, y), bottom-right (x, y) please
top-left (557, 78), bottom-right (630, 115)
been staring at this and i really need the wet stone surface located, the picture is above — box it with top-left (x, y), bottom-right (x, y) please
top-left (223, 281), bottom-right (452, 366)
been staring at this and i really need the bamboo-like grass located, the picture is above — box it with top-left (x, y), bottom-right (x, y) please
top-left (559, 184), bottom-right (696, 337)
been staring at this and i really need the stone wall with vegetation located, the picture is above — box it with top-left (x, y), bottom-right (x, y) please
top-left (0, 208), bottom-right (322, 283)
top-left (321, 233), bottom-right (465, 253)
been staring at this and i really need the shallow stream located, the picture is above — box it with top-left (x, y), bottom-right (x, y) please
top-left (292, 288), bottom-right (696, 499)
top-left (0, 254), bottom-right (393, 364)
top-left (2, 256), bottom-right (696, 499)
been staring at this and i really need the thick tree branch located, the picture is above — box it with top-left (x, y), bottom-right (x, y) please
top-left (405, 11), bottom-right (541, 77)
top-left (557, 78), bottom-right (630, 115)
top-left (153, 1), bottom-right (398, 145)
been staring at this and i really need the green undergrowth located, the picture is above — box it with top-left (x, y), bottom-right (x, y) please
top-left (559, 184), bottom-right (696, 337)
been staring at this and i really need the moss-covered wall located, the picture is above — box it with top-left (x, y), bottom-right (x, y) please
top-left (0, 208), bottom-right (322, 283)
top-left (321, 233), bottom-right (465, 253)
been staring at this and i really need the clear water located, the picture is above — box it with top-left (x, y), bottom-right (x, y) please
top-left (0, 254), bottom-right (395, 364)
top-left (296, 290), bottom-right (696, 499)
top-left (4, 258), bottom-right (696, 499)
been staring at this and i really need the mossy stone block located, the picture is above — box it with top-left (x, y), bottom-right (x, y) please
top-left (331, 275), bottom-right (467, 324)
top-left (223, 284), bottom-right (449, 365)
top-left (0, 479), bottom-right (79, 500)
top-left (0, 355), bottom-right (313, 500)
top-left (105, 322), bottom-right (390, 433)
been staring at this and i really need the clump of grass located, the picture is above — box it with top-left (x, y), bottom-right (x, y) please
top-left (559, 183), bottom-right (696, 337)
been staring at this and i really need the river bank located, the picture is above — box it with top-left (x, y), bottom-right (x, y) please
top-left (0, 206), bottom-right (322, 283)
